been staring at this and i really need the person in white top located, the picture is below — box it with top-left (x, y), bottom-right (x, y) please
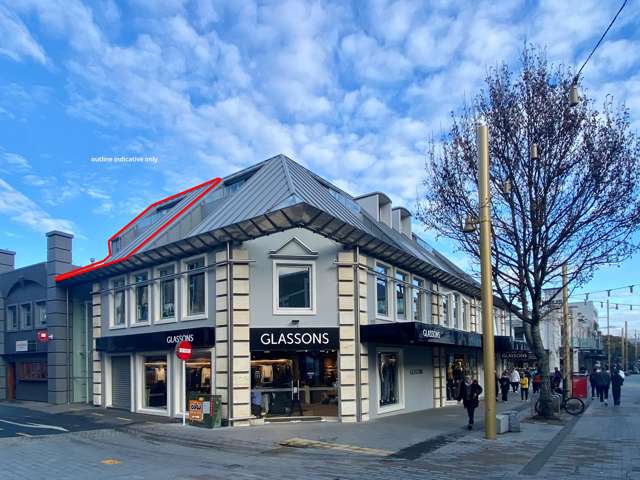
top-left (510, 368), bottom-right (521, 393)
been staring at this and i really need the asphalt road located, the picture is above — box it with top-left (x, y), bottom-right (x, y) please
top-left (0, 403), bottom-right (173, 438)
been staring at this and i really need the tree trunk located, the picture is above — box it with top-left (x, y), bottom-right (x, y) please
top-left (530, 321), bottom-right (554, 417)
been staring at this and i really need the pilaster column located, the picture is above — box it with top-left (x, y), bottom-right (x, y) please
top-left (215, 246), bottom-right (251, 426)
top-left (0, 294), bottom-right (6, 401)
top-left (337, 249), bottom-right (368, 423)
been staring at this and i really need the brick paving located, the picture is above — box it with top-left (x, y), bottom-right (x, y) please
top-left (0, 378), bottom-right (638, 479)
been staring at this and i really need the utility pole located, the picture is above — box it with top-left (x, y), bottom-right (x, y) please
top-left (562, 264), bottom-right (572, 398)
top-left (635, 330), bottom-right (638, 365)
top-left (624, 321), bottom-right (628, 370)
top-left (477, 122), bottom-right (496, 440)
top-left (607, 299), bottom-right (611, 370)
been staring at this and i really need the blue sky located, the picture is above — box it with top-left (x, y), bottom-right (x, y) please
top-left (1, 0), bottom-right (639, 330)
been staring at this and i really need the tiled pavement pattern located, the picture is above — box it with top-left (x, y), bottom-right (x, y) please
top-left (0, 378), bottom-right (638, 479)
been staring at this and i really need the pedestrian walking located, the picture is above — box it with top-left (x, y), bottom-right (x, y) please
top-left (552, 367), bottom-right (562, 391)
top-left (520, 374), bottom-right (529, 401)
top-left (499, 371), bottom-right (511, 402)
top-left (611, 367), bottom-right (625, 406)
top-left (589, 368), bottom-right (598, 399)
top-left (594, 368), bottom-right (611, 406)
top-left (532, 370), bottom-right (542, 394)
top-left (510, 368), bottom-right (520, 392)
top-left (457, 375), bottom-right (483, 430)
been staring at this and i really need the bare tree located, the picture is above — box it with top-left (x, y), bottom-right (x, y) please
top-left (417, 46), bottom-right (640, 417)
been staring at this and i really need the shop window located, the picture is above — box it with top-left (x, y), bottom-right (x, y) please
top-left (134, 272), bottom-right (149, 323)
top-left (412, 277), bottom-right (424, 322)
top-left (441, 294), bottom-right (450, 327)
top-left (185, 257), bottom-right (206, 316)
top-left (20, 303), bottom-right (32, 330)
top-left (158, 265), bottom-right (176, 320)
top-left (395, 271), bottom-right (407, 319)
top-left (378, 350), bottom-right (402, 410)
top-left (112, 277), bottom-right (126, 327)
top-left (18, 361), bottom-right (48, 381)
top-left (273, 261), bottom-right (315, 315)
top-left (251, 351), bottom-right (338, 418)
top-left (375, 263), bottom-right (390, 317)
top-left (7, 305), bottom-right (18, 331)
top-left (143, 355), bottom-right (167, 409)
top-left (186, 354), bottom-right (212, 396)
top-left (35, 301), bottom-right (46, 327)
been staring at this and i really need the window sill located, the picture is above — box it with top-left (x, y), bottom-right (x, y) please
top-left (136, 407), bottom-right (169, 417)
top-left (273, 309), bottom-right (316, 316)
top-left (154, 317), bottom-right (178, 325)
top-left (377, 402), bottom-right (405, 415)
top-left (182, 314), bottom-right (207, 322)
top-left (130, 322), bottom-right (151, 328)
top-left (109, 325), bottom-right (127, 331)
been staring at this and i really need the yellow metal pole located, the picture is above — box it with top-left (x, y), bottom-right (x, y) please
top-left (477, 122), bottom-right (496, 440)
top-left (562, 264), bottom-right (571, 397)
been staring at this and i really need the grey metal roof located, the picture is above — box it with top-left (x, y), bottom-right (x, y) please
top-left (59, 154), bottom-right (487, 300)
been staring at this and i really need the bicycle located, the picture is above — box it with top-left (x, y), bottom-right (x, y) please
top-left (535, 393), bottom-right (585, 416)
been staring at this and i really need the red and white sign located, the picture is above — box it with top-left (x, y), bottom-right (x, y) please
top-left (175, 340), bottom-right (192, 361)
top-left (37, 330), bottom-right (50, 343)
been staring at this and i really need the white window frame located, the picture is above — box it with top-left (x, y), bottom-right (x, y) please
top-left (411, 275), bottom-right (426, 323)
top-left (110, 276), bottom-right (128, 329)
top-left (376, 347), bottom-right (405, 414)
top-left (395, 269), bottom-right (409, 321)
top-left (34, 300), bottom-right (47, 328)
top-left (181, 255), bottom-right (208, 321)
top-left (20, 302), bottom-right (33, 330)
top-left (6, 304), bottom-right (18, 331)
top-left (136, 352), bottom-right (171, 416)
top-left (155, 262), bottom-right (178, 324)
top-left (374, 261), bottom-right (392, 320)
top-left (131, 270), bottom-right (152, 327)
top-left (273, 259), bottom-right (317, 315)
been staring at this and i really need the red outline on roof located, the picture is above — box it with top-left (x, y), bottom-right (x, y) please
top-left (56, 177), bottom-right (222, 282)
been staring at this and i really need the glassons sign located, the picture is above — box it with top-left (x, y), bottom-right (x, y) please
top-left (250, 328), bottom-right (339, 351)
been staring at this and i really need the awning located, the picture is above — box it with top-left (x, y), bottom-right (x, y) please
top-left (360, 321), bottom-right (482, 348)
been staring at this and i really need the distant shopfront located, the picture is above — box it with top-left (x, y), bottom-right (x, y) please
top-left (250, 328), bottom-right (339, 420)
top-left (96, 327), bottom-right (214, 417)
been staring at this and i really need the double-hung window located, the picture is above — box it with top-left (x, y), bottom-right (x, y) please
top-left (113, 277), bottom-right (126, 327)
top-left (20, 303), bottom-right (32, 330)
top-left (462, 299), bottom-right (470, 331)
top-left (412, 277), bottom-right (424, 322)
top-left (186, 258), bottom-right (206, 316)
top-left (7, 305), bottom-right (18, 331)
top-left (35, 301), bottom-right (46, 327)
top-left (441, 293), bottom-right (450, 327)
top-left (158, 265), bottom-right (176, 320)
top-left (375, 264), bottom-right (390, 317)
top-left (274, 261), bottom-right (315, 314)
top-left (395, 271), bottom-right (408, 320)
top-left (453, 293), bottom-right (460, 329)
top-left (134, 272), bottom-right (150, 323)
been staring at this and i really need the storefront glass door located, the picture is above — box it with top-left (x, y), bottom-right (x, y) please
top-left (251, 351), bottom-right (338, 418)
top-left (445, 351), bottom-right (479, 401)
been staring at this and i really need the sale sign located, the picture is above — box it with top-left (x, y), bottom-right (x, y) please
top-left (189, 399), bottom-right (204, 422)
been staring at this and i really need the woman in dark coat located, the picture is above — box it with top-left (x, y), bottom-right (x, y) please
top-left (457, 375), bottom-right (483, 430)
top-left (499, 371), bottom-right (511, 402)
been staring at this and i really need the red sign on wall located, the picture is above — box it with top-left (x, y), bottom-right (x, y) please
top-left (176, 340), bottom-right (192, 361)
top-left (37, 330), bottom-right (50, 343)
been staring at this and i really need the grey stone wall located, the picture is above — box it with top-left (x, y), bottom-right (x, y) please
top-left (46, 231), bottom-right (73, 404)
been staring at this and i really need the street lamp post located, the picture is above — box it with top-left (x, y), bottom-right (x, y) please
top-left (477, 122), bottom-right (497, 440)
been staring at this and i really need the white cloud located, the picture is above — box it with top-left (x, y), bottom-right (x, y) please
top-left (0, 178), bottom-right (75, 234)
top-left (1, 151), bottom-right (31, 172)
top-left (0, 4), bottom-right (47, 64)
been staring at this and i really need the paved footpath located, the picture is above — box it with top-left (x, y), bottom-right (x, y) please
top-left (0, 378), bottom-right (638, 479)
